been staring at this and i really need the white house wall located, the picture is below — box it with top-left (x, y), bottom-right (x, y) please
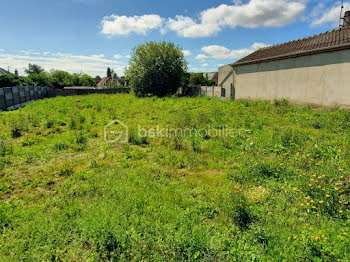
top-left (232, 49), bottom-right (350, 107)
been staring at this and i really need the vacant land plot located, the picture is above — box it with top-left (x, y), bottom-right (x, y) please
top-left (0, 94), bottom-right (349, 261)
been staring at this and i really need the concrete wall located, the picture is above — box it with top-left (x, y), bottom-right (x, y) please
top-left (218, 65), bottom-right (234, 99)
top-left (231, 49), bottom-right (350, 107)
top-left (0, 86), bottom-right (131, 111)
top-left (178, 86), bottom-right (222, 98)
top-left (0, 86), bottom-right (48, 111)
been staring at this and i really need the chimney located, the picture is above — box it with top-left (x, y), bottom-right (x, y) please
top-left (344, 11), bottom-right (350, 27)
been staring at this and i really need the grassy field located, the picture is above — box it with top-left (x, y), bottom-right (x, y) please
top-left (0, 94), bottom-right (349, 261)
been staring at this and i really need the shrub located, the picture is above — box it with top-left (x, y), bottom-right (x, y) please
top-left (51, 70), bottom-right (73, 89)
top-left (27, 72), bottom-right (53, 88)
top-left (0, 74), bottom-right (32, 88)
top-left (125, 41), bottom-right (188, 97)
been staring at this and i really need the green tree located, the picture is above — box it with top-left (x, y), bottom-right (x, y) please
top-left (189, 73), bottom-right (205, 86)
top-left (51, 70), bottom-right (73, 89)
top-left (95, 75), bottom-right (101, 85)
top-left (111, 70), bottom-right (118, 80)
top-left (71, 73), bottom-right (81, 86)
top-left (79, 74), bottom-right (96, 87)
top-left (107, 68), bottom-right (112, 78)
top-left (25, 64), bottom-right (44, 75)
top-left (28, 72), bottom-right (53, 88)
top-left (125, 41), bottom-right (188, 97)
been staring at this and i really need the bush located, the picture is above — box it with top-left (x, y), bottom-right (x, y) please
top-left (27, 72), bottom-right (52, 88)
top-left (51, 70), bottom-right (73, 89)
top-left (0, 74), bottom-right (32, 88)
top-left (125, 41), bottom-right (188, 97)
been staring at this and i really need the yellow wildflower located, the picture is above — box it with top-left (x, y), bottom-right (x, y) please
top-left (319, 201), bottom-right (324, 204)
top-left (339, 210), bottom-right (343, 214)
top-left (326, 194), bottom-right (330, 198)
top-left (312, 206), bottom-right (316, 209)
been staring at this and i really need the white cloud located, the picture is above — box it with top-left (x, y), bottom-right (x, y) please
top-left (201, 42), bottom-right (268, 60)
top-left (0, 52), bottom-right (126, 76)
top-left (19, 50), bottom-right (41, 55)
top-left (0, 49), bottom-right (5, 52)
top-left (91, 54), bottom-right (105, 58)
top-left (182, 50), bottom-right (192, 56)
top-left (195, 54), bottom-right (208, 61)
top-left (125, 55), bottom-right (131, 58)
top-left (167, 15), bottom-right (220, 37)
top-left (166, 0), bottom-right (305, 37)
top-left (312, 2), bottom-right (350, 26)
top-left (101, 14), bottom-right (163, 36)
top-left (202, 63), bottom-right (208, 67)
top-left (113, 54), bottom-right (123, 59)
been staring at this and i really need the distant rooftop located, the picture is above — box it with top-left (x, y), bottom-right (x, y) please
top-left (0, 67), bottom-right (11, 75)
top-left (233, 27), bottom-right (350, 66)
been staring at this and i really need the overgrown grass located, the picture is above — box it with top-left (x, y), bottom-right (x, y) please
top-left (0, 94), bottom-right (349, 261)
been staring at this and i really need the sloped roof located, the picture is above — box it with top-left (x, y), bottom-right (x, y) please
top-left (233, 27), bottom-right (350, 66)
top-left (0, 67), bottom-right (11, 75)
top-left (97, 77), bottom-right (110, 87)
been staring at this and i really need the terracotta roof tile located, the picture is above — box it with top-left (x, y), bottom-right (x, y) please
top-left (233, 27), bottom-right (350, 66)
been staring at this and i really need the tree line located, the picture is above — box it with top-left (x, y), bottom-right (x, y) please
top-left (0, 64), bottom-right (96, 89)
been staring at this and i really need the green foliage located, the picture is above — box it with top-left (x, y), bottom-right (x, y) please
top-left (51, 70), bottom-right (73, 89)
top-left (189, 73), bottom-right (215, 86)
top-left (79, 74), bottom-right (96, 86)
top-left (126, 41), bottom-right (188, 97)
top-left (107, 67), bottom-right (112, 78)
top-left (1, 65), bottom-right (95, 89)
top-left (25, 63), bottom-right (44, 75)
top-left (0, 74), bottom-right (32, 87)
top-left (189, 72), bottom-right (205, 86)
top-left (27, 72), bottom-right (52, 87)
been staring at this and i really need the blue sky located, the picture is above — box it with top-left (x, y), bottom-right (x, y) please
top-left (0, 0), bottom-right (347, 76)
